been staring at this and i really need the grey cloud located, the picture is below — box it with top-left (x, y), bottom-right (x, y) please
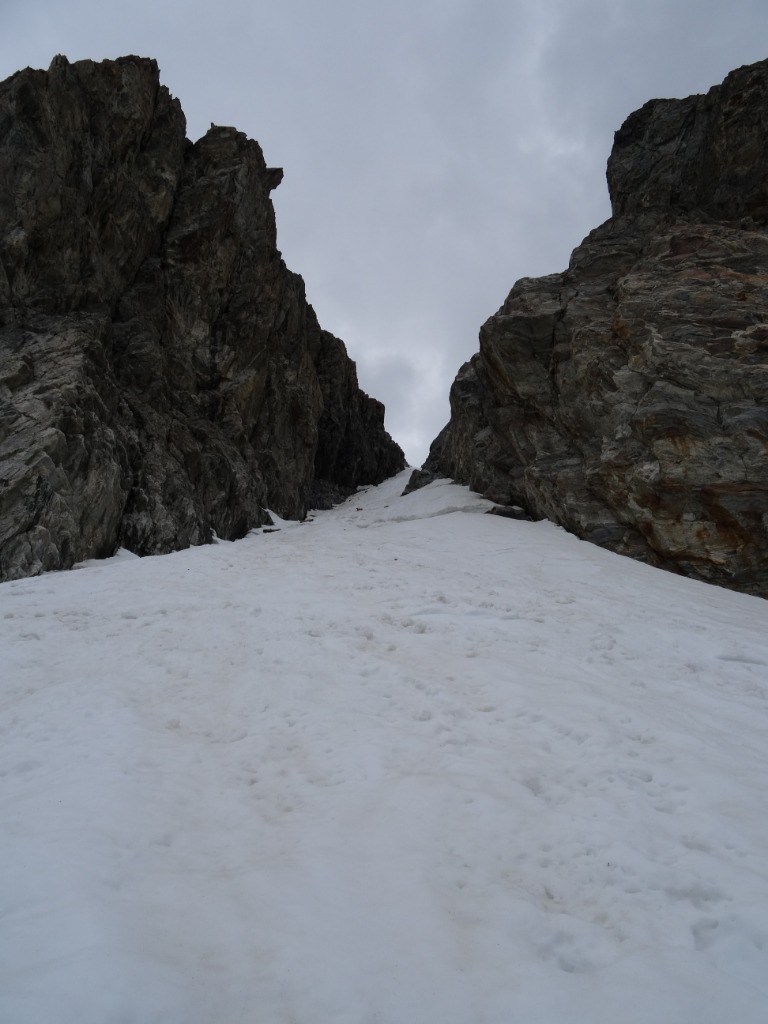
top-left (2, 0), bottom-right (767, 464)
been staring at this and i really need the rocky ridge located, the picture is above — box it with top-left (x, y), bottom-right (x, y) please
top-left (410, 59), bottom-right (768, 597)
top-left (0, 55), bottom-right (404, 581)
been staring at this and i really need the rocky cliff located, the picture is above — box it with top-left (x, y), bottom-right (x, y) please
top-left (0, 55), bottom-right (404, 581)
top-left (410, 59), bottom-right (768, 597)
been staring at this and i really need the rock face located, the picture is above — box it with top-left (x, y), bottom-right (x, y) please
top-left (0, 55), bottom-right (404, 581)
top-left (411, 59), bottom-right (768, 597)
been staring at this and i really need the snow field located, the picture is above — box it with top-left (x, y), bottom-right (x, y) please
top-left (2, 470), bottom-right (768, 1022)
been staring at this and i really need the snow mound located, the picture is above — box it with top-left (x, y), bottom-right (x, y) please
top-left (2, 470), bottom-right (767, 1023)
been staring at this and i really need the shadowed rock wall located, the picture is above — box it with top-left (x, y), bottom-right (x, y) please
top-left (410, 59), bottom-right (768, 597)
top-left (0, 55), bottom-right (404, 581)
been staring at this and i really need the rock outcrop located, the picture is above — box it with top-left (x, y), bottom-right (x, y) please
top-left (0, 55), bottom-right (404, 581)
top-left (410, 59), bottom-right (768, 597)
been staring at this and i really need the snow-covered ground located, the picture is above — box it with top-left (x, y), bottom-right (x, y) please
top-left (2, 470), bottom-right (768, 1023)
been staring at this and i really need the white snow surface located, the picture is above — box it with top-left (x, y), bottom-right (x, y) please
top-left (2, 470), bottom-right (768, 1023)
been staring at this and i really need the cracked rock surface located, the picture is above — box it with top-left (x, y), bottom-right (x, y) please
top-left (0, 55), bottom-right (404, 581)
top-left (410, 59), bottom-right (768, 597)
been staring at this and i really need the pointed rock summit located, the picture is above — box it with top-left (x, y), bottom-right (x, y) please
top-left (0, 55), bottom-right (404, 581)
top-left (410, 59), bottom-right (768, 597)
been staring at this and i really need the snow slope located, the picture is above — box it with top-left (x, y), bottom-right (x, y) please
top-left (2, 470), bottom-right (768, 1023)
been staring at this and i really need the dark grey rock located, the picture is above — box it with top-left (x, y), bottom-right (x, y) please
top-left (0, 56), bottom-right (404, 581)
top-left (409, 59), bottom-right (768, 598)
top-left (485, 506), bottom-right (532, 522)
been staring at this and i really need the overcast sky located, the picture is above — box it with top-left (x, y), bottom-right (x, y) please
top-left (2, 1), bottom-right (767, 463)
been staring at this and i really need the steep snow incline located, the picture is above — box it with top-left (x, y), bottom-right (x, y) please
top-left (2, 471), bottom-right (768, 1023)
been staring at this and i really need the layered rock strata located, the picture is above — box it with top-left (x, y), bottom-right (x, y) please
top-left (0, 55), bottom-right (404, 581)
top-left (411, 59), bottom-right (768, 597)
